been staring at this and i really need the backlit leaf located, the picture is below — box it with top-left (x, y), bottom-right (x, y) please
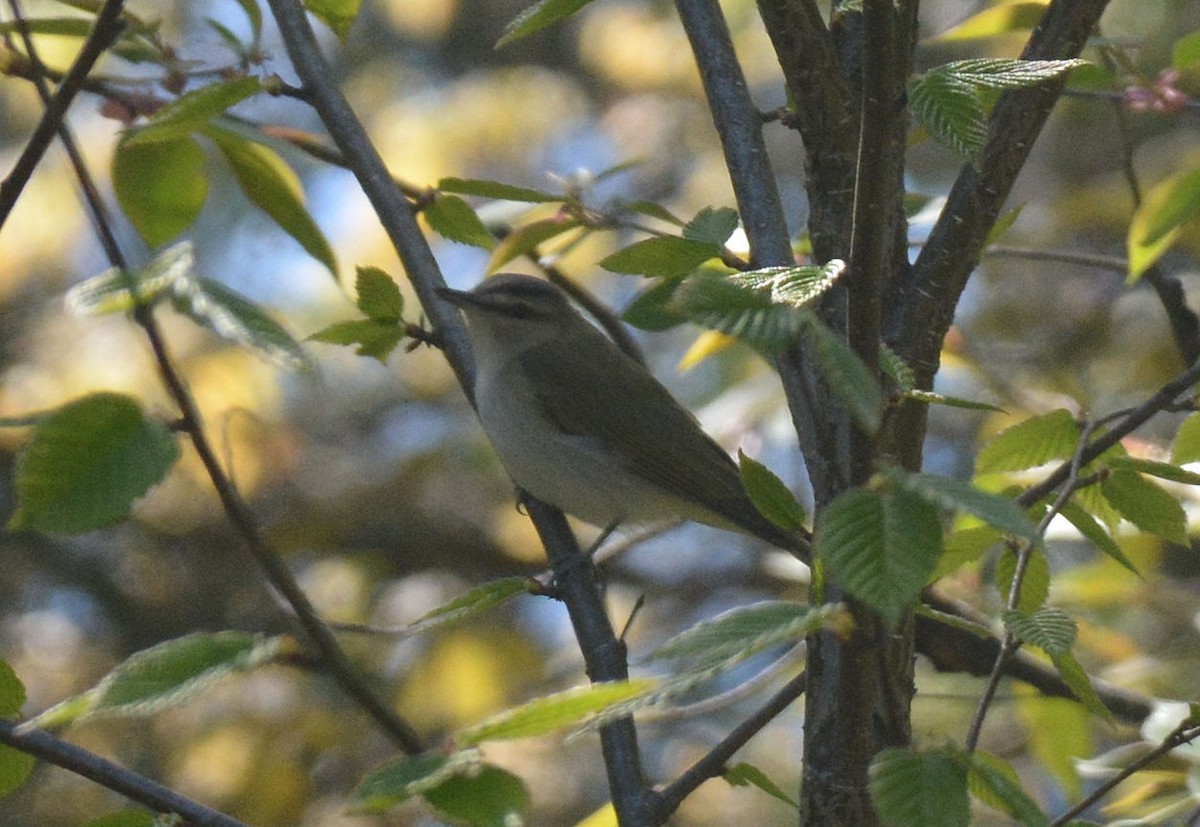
top-left (487, 217), bottom-right (582, 271)
top-left (122, 76), bottom-right (261, 146)
top-left (424, 194), bottom-right (495, 249)
top-left (1057, 500), bottom-right (1140, 575)
top-left (457, 680), bottom-right (656, 746)
top-left (600, 236), bottom-right (720, 278)
top-left (682, 206), bottom-right (739, 248)
top-left (931, 2), bottom-right (1047, 42)
top-left (9, 394), bottom-right (180, 534)
top-left (404, 578), bottom-right (532, 637)
top-left (975, 409), bottom-right (1081, 474)
top-left (1101, 469), bottom-right (1187, 543)
top-left (1128, 166), bottom-right (1200, 281)
top-left (1172, 412), bottom-right (1200, 464)
top-left (66, 242), bottom-right (193, 316)
top-left (355, 266), bottom-right (404, 321)
top-left (890, 470), bottom-right (1039, 542)
top-left (437, 177), bottom-right (561, 203)
top-left (112, 135), bottom-right (207, 247)
top-left (303, 0), bottom-right (362, 39)
top-left (498, 0), bottom-right (597, 47)
top-left (995, 548), bottom-right (1049, 612)
top-left (967, 751), bottom-right (1049, 827)
top-left (308, 319), bottom-right (404, 362)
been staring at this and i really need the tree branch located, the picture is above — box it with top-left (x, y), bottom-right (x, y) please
top-left (0, 720), bottom-right (252, 827)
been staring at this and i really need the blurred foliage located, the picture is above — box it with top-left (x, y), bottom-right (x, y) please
top-left (0, 0), bottom-right (1199, 825)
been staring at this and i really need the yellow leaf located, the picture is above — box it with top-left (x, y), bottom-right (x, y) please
top-left (678, 330), bottom-right (734, 371)
top-left (573, 802), bottom-right (618, 827)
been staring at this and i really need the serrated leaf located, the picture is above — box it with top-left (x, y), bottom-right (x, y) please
top-left (355, 266), bottom-right (404, 321)
top-left (941, 58), bottom-right (1087, 89)
top-left (621, 275), bottom-right (688, 331)
top-left (437, 177), bottom-right (560, 203)
top-left (207, 127), bottom-right (338, 277)
top-left (66, 242), bottom-right (193, 316)
top-left (869, 747), bottom-right (970, 827)
top-left (738, 451), bottom-right (806, 531)
top-left (122, 76), bottom-right (261, 146)
top-left (424, 194), bottom-right (495, 249)
top-left (880, 343), bottom-right (916, 391)
top-left (930, 2), bottom-right (1046, 42)
top-left (404, 577), bottom-right (531, 637)
top-left (497, 0), bottom-right (597, 47)
top-left (24, 632), bottom-right (284, 729)
top-left (424, 764), bottom-right (530, 827)
top-left (8, 393), bottom-right (180, 534)
top-left (904, 388), bottom-right (1005, 412)
top-left (996, 548), bottom-right (1050, 612)
top-left (967, 751), bottom-right (1049, 827)
top-left (0, 660), bottom-right (25, 716)
top-left (1107, 455), bottom-right (1200, 485)
top-left (672, 274), bottom-right (804, 351)
top-left (815, 488), bottom-right (942, 627)
top-left (1057, 499), bottom-right (1140, 575)
top-left (600, 236), bottom-right (720, 278)
top-left (1051, 650), bottom-right (1111, 721)
top-left (308, 319), bottom-right (404, 362)
top-left (892, 471), bottom-right (1039, 541)
top-left (353, 752), bottom-right (477, 813)
top-left (1003, 607), bottom-right (1076, 655)
top-left (645, 601), bottom-right (818, 666)
top-left (800, 315), bottom-right (883, 433)
top-left (1173, 412), bottom-right (1200, 464)
top-left (729, 260), bottom-right (845, 308)
top-left (112, 134), bottom-right (207, 247)
top-left (0, 746), bottom-right (34, 801)
top-left (303, 0), bottom-right (361, 39)
top-left (171, 276), bottom-right (310, 370)
top-left (934, 524), bottom-right (1003, 579)
top-left (909, 71), bottom-right (987, 159)
top-left (975, 409), bottom-right (1081, 474)
top-left (1101, 469), bottom-right (1187, 543)
top-left (457, 680), bottom-right (656, 746)
top-left (682, 206), bottom-right (739, 248)
top-left (1128, 166), bottom-right (1200, 282)
top-left (724, 762), bottom-right (799, 809)
top-left (487, 217), bottom-right (582, 272)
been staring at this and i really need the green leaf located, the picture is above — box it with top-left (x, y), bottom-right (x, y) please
top-left (724, 762), bottom-right (799, 809)
top-left (621, 275), bottom-right (688, 331)
top-left (1173, 31), bottom-right (1200, 69)
top-left (800, 315), bottom-right (883, 433)
top-left (112, 135), bottom-right (207, 247)
top-left (738, 451), bottom-right (806, 531)
top-left (815, 487), bottom-right (942, 627)
top-left (0, 746), bottom-right (34, 801)
top-left (967, 751), bottom-right (1049, 827)
top-left (354, 752), bottom-right (476, 813)
top-left (308, 319), bottom-right (404, 362)
top-left (903, 388), bottom-right (1005, 412)
top-left (600, 236), bottom-right (720, 278)
top-left (1101, 469), bottom-right (1187, 543)
top-left (682, 206), bottom-right (739, 248)
top-left (457, 680), bottom-right (656, 746)
top-left (1057, 499), bottom-right (1140, 575)
top-left (930, 2), bottom-right (1046, 42)
top-left (729, 260), bottom-right (845, 308)
top-left (24, 632), bottom-right (284, 728)
top-left (869, 747), bottom-right (970, 827)
top-left (880, 343), bottom-right (916, 391)
top-left (1174, 412), bottom-right (1200, 464)
top-left (66, 242), bottom-right (193, 316)
top-left (207, 127), bottom-right (338, 277)
top-left (940, 58), bottom-right (1087, 89)
top-left (171, 276), bottom-right (310, 370)
top-left (497, 0), bottom-right (597, 47)
top-left (1002, 607), bottom-right (1076, 655)
top-left (1017, 695), bottom-right (1090, 798)
top-left (995, 548), bottom-right (1050, 612)
top-left (671, 273), bottom-right (803, 350)
top-left (0, 17), bottom-right (97, 37)
top-left (487, 217), bottom-right (582, 272)
top-left (1128, 166), bottom-right (1200, 281)
top-left (424, 764), bottom-right (530, 827)
top-left (621, 199), bottom-right (685, 226)
top-left (908, 70), bottom-right (986, 159)
top-left (84, 810), bottom-right (158, 827)
top-left (231, 0), bottom-right (262, 40)
top-left (303, 0), bottom-right (362, 39)
top-left (437, 177), bottom-right (560, 203)
top-left (404, 577), bottom-right (532, 638)
top-left (1051, 650), bottom-right (1111, 721)
top-left (890, 470), bottom-right (1039, 542)
top-left (0, 660), bottom-right (25, 716)
top-left (8, 393), bottom-right (180, 534)
top-left (355, 266), bottom-right (404, 321)
top-left (985, 203), bottom-right (1025, 246)
top-left (645, 601), bottom-right (820, 666)
top-left (424, 194), bottom-right (495, 249)
top-left (122, 76), bottom-right (262, 146)
top-left (1107, 455), bottom-right (1200, 485)
top-left (975, 409), bottom-right (1081, 474)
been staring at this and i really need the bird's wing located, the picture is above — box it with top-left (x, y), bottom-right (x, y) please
top-left (516, 326), bottom-right (763, 529)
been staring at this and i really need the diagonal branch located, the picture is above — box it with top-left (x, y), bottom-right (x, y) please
top-left (893, 0), bottom-right (1112, 383)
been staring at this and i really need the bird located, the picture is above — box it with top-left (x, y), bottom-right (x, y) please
top-left (435, 273), bottom-right (807, 555)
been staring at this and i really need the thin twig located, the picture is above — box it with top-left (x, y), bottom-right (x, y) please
top-left (985, 245), bottom-right (1128, 273)
top-left (9, 0), bottom-right (424, 755)
top-left (0, 720), bottom-right (252, 827)
top-left (1050, 721), bottom-right (1200, 827)
top-left (648, 670), bottom-right (807, 820)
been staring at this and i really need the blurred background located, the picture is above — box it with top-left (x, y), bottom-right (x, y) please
top-left (1, 0), bottom-right (1199, 823)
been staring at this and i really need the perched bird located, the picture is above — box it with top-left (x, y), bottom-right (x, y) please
top-left (436, 274), bottom-right (807, 554)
